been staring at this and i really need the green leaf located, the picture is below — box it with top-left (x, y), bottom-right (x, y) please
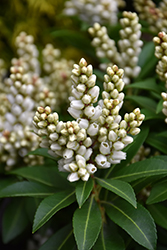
top-left (147, 179), bottom-right (167, 204)
top-left (141, 109), bottom-right (164, 121)
top-left (28, 148), bottom-right (57, 160)
top-left (112, 157), bottom-right (167, 182)
top-left (146, 133), bottom-right (167, 154)
top-left (75, 178), bottom-right (94, 208)
top-left (2, 198), bottom-right (29, 243)
top-left (125, 96), bottom-right (157, 111)
top-left (10, 166), bottom-right (69, 188)
top-left (95, 178), bottom-right (136, 208)
top-left (147, 204), bottom-right (167, 230)
top-left (33, 190), bottom-right (75, 233)
top-left (156, 99), bottom-right (164, 114)
top-left (0, 181), bottom-right (56, 198)
top-left (73, 196), bottom-right (102, 250)
top-left (39, 224), bottom-right (75, 250)
top-left (105, 200), bottom-right (157, 250)
top-left (93, 223), bottom-right (125, 250)
top-left (138, 41), bottom-right (155, 68)
top-left (125, 78), bottom-right (161, 93)
top-left (0, 177), bottom-right (17, 190)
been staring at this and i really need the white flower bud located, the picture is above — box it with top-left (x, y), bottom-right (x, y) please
top-left (84, 106), bottom-right (95, 117)
top-left (68, 107), bottom-right (82, 119)
top-left (47, 124), bottom-right (56, 133)
top-left (84, 148), bottom-right (93, 160)
top-left (81, 173), bottom-right (90, 181)
top-left (78, 168), bottom-right (87, 177)
top-left (83, 137), bottom-right (92, 147)
top-left (88, 86), bottom-right (99, 102)
top-left (95, 154), bottom-right (107, 167)
top-left (86, 74), bottom-right (96, 87)
top-left (63, 164), bottom-right (71, 172)
top-left (77, 118), bottom-right (89, 129)
top-left (58, 136), bottom-right (67, 145)
top-left (108, 130), bottom-right (117, 142)
top-left (67, 172), bottom-right (80, 182)
top-left (38, 121), bottom-right (48, 128)
top-left (50, 142), bottom-right (62, 151)
top-left (63, 148), bottom-right (74, 159)
top-left (56, 121), bottom-right (65, 133)
top-left (6, 113), bottom-right (16, 124)
top-left (69, 162), bottom-right (78, 172)
top-left (15, 94), bottom-right (24, 104)
top-left (82, 94), bottom-right (92, 104)
top-left (71, 100), bottom-right (84, 110)
top-left (98, 135), bottom-right (107, 142)
top-left (111, 150), bottom-right (126, 160)
top-left (76, 84), bottom-right (86, 93)
top-left (49, 132), bottom-right (59, 141)
top-left (87, 123), bottom-right (99, 136)
top-left (113, 141), bottom-right (125, 150)
top-left (77, 129), bottom-right (87, 141)
top-left (86, 164), bottom-right (97, 174)
top-left (130, 128), bottom-right (140, 135)
top-left (77, 145), bottom-right (86, 155)
top-left (71, 88), bottom-right (83, 99)
top-left (122, 135), bottom-right (133, 145)
top-left (117, 129), bottom-right (127, 138)
top-left (67, 141), bottom-right (79, 150)
top-left (99, 142), bottom-right (111, 155)
top-left (91, 105), bottom-right (102, 121)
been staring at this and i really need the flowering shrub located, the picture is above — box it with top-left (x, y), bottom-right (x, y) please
top-left (1, 1), bottom-right (167, 250)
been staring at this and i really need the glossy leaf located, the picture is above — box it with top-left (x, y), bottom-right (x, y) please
top-left (93, 223), bottom-right (125, 250)
top-left (112, 157), bottom-right (167, 182)
top-left (10, 166), bottom-right (69, 188)
top-left (73, 196), bottom-right (102, 250)
top-left (125, 78), bottom-right (161, 93)
top-left (125, 96), bottom-right (157, 111)
top-left (2, 198), bottom-right (29, 243)
top-left (146, 133), bottom-right (167, 154)
top-left (39, 224), bottom-right (75, 250)
top-left (33, 190), bottom-right (75, 233)
top-left (0, 181), bottom-right (56, 198)
top-left (28, 148), bottom-right (56, 160)
top-left (147, 204), bottom-right (167, 230)
top-left (75, 178), bottom-right (94, 208)
top-left (147, 180), bottom-right (167, 204)
top-left (141, 109), bottom-right (164, 121)
top-left (156, 99), bottom-right (164, 114)
top-left (105, 200), bottom-right (157, 250)
top-left (95, 178), bottom-right (136, 208)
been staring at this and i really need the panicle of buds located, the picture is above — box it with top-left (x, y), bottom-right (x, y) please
top-left (33, 58), bottom-right (145, 182)
top-left (63, 0), bottom-right (126, 26)
top-left (88, 11), bottom-right (143, 84)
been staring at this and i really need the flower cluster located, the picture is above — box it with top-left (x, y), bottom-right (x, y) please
top-left (88, 11), bottom-right (143, 84)
top-left (42, 44), bottom-right (74, 109)
top-left (33, 58), bottom-right (145, 182)
top-left (134, 0), bottom-right (167, 33)
top-left (0, 31), bottom-right (74, 170)
top-left (63, 0), bottom-right (125, 26)
top-left (153, 31), bottom-right (167, 123)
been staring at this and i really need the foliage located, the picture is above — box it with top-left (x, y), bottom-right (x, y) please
top-left (0, 1), bottom-right (167, 250)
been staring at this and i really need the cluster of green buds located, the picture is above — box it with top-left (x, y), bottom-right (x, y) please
top-left (153, 31), bottom-right (167, 123)
top-left (33, 58), bottom-right (145, 182)
top-left (63, 0), bottom-right (125, 26)
top-left (134, 0), bottom-right (167, 33)
top-left (42, 44), bottom-right (74, 109)
top-left (88, 11), bottom-right (143, 84)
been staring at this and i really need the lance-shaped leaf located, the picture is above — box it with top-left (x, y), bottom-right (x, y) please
top-left (105, 200), bottom-right (157, 250)
top-left (39, 224), bottom-right (75, 250)
top-left (147, 179), bottom-right (167, 204)
top-left (95, 178), bottom-right (136, 208)
top-left (0, 181), bottom-right (56, 198)
top-left (125, 96), bottom-right (157, 112)
top-left (2, 198), bottom-right (29, 243)
top-left (73, 196), bottom-right (102, 250)
top-left (10, 166), bottom-right (69, 188)
top-left (147, 204), bottom-right (167, 230)
top-left (112, 157), bottom-right (167, 182)
top-left (146, 132), bottom-right (167, 154)
top-left (33, 190), bottom-right (75, 233)
top-left (93, 223), bottom-right (125, 250)
top-left (75, 178), bottom-right (94, 208)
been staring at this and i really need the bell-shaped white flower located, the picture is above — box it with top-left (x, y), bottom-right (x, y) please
top-left (84, 106), bottom-right (95, 118)
top-left (67, 172), bottom-right (80, 182)
top-left (88, 86), bottom-right (100, 102)
top-left (77, 118), bottom-right (89, 129)
top-left (81, 172), bottom-right (90, 181)
top-left (108, 130), bottom-right (117, 142)
top-left (113, 141), bottom-right (125, 150)
top-left (99, 142), bottom-right (111, 155)
top-left (68, 107), bottom-right (82, 119)
top-left (71, 100), bottom-right (84, 110)
top-left (63, 148), bottom-right (74, 159)
top-left (122, 135), bottom-right (133, 145)
top-left (111, 150), bottom-right (126, 160)
top-left (84, 148), bottom-right (93, 161)
top-left (86, 164), bottom-right (97, 174)
top-left (87, 123), bottom-right (99, 136)
top-left (78, 167), bottom-right (87, 177)
top-left (50, 142), bottom-right (62, 151)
